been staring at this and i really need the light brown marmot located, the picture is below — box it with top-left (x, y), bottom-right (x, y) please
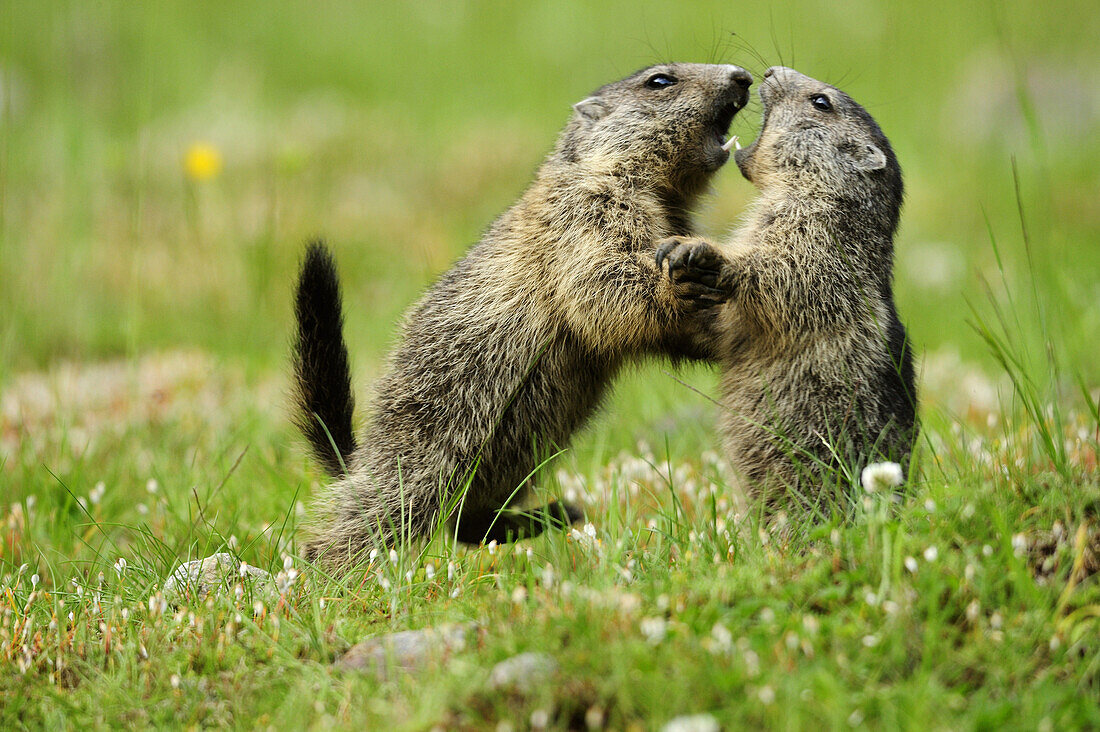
top-left (658, 66), bottom-right (917, 511)
top-left (294, 63), bottom-right (753, 566)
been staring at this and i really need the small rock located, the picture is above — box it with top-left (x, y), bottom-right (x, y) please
top-left (338, 623), bottom-right (476, 678)
top-left (661, 713), bottom-right (721, 732)
top-left (162, 553), bottom-right (272, 602)
top-left (489, 651), bottom-right (558, 693)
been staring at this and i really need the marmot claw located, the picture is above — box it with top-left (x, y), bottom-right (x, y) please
top-left (657, 237), bottom-right (731, 306)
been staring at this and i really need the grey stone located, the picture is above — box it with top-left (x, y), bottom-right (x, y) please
top-left (337, 623), bottom-right (476, 678)
top-left (488, 651), bottom-right (559, 693)
top-left (162, 553), bottom-right (272, 602)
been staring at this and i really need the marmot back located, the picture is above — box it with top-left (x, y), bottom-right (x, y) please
top-left (294, 63), bottom-right (753, 567)
top-left (658, 66), bottom-right (917, 511)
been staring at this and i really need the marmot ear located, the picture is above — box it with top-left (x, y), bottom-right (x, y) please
top-left (851, 142), bottom-right (887, 171)
top-left (572, 96), bottom-right (609, 123)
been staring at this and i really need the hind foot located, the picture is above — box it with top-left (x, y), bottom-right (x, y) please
top-left (455, 500), bottom-right (584, 544)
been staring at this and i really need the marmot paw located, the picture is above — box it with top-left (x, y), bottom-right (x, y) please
top-left (655, 237), bottom-right (731, 308)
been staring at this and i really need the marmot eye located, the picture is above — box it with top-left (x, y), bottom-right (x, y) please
top-left (810, 94), bottom-right (833, 111)
top-left (645, 74), bottom-right (677, 89)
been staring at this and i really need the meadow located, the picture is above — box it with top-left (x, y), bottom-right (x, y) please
top-left (2, 1), bottom-right (1098, 728)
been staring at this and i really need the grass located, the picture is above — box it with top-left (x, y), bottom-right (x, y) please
top-left (2, 1), bottom-right (1099, 728)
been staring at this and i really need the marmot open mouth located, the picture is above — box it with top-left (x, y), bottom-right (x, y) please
top-left (711, 100), bottom-right (741, 147)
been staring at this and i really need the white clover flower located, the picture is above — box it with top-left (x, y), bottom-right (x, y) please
top-left (923, 546), bottom-right (938, 562)
top-left (146, 479), bottom-right (158, 494)
top-left (862, 634), bottom-right (879, 647)
top-left (239, 561), bottom-right (250, 578)
top-left (424, 563), bottom-right (435, 580)
top-left (583, 523), bottom-right (597, 539)
top-left (148, 594), bottom-right (167, 616)
top-left (924, 499), bottom-right (936, 513)
top-left (640, 617), bottom-right (667, 645)
top-left (661, 713), bottom-right (720, 732)
top-left (511, 586), bottom-right (527, 604)
top-left (369, 549), bottom-right (380, 562)
top-left (710, 622), bottom-right (733, 652)
top-left (389, 549), bottom-right (399, 565)
top-left (758, 685), bottom-right (776, 705)
top-left (742, 648), bottom-right (761, 677)
top-left (487, 540), bottom-right (497, 555)
top-left (1011, 533), bottom-right (1028, 557)
top-left (904, 556), bottom-right (918, 573)
top-left (447, 561), bottom-right (456, 581)
top-left (89, 482), bottom-right (106, 505)
top-left (860, 461), bottom-right (904, 493)
top-left (283, 555), bottom-right (294, 571)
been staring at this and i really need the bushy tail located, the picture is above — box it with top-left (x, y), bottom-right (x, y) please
top-left (292, 241), bottom-right (357, 477)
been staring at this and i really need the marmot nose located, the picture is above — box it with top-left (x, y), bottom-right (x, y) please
top-left (729, 66), bottom-right (753, 89)
top-left (764, 66), bottom-right (796, 81)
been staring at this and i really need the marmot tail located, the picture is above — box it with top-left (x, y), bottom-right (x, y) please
top-left (292, 241), bottom-right (357, 477)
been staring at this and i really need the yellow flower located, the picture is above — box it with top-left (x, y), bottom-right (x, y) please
top-left (184, 142), bottom-right (223, 181)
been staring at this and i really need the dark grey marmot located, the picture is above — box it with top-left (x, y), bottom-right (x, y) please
top-left (294, 63), bottom-right (752, 567)
top-left (657, 66), bottom-right (917, 510)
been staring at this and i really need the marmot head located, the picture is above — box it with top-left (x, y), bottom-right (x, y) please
top-left (736, 67), bottom-right (903, 230)
top-left (557, 63), bottom-right (752, 198)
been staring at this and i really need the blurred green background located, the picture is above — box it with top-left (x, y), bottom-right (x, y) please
top-left (2, 0), bottom-right (1098, 403)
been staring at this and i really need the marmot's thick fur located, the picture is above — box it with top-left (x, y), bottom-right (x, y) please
top-left (658, 66), bottom-right (917, 509)
top-left (294, 63), bottom-right (753, 566)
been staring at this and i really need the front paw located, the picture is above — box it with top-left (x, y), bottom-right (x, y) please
top-left (655, 237), bottom-right (731, 308)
